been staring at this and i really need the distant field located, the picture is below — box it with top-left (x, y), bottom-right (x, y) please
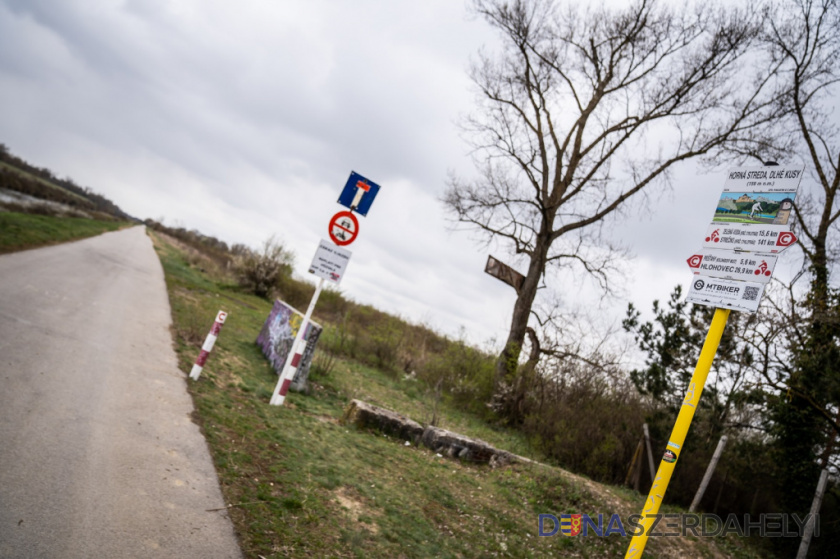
top-left (0, 161), bottom-right (91, 205)
top-left (0, 211), bottom-right (124, 254)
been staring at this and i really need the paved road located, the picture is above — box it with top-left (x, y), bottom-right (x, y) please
top-left (0, 227), bottom-right (242, 558)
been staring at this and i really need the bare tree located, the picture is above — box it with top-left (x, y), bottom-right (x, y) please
top-left (778, 0), bottom-right (840, 292)
top-left (731, 0), bottom-right (840, 498)
top-left (445, 0), bottom-right (776, 393)
top-left (739, 0), bottom-right (840, 430)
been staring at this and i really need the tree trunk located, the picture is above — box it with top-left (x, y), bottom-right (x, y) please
top-left (494, 229), bottom-right (551, 387)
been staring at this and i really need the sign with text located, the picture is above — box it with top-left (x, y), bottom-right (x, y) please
top-left (720, 166), bottom-right (805, 196)
top-left (685, 165), bottom-right (805, 313)
top-left (702, 165), bottom-right (804, 248)
top-left (687, 249), bottom-right (778, 284)
top-left (485, 255), bottom-right (525, 290)
top-left (686, 275), bottom-right (766, 313)
top-left (309, 239), bottom-right (351, 284)
top-left (702, 223), bottom-right (798, 252)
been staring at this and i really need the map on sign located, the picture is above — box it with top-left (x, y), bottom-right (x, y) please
top-left (699, 165), bottom-right (804, 253)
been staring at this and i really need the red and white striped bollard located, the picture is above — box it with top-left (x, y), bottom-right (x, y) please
top-left (189, 310), bottom-right (228, 380)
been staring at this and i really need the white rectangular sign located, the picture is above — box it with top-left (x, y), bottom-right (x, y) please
top-left (721, 166), bottom-right (805, 194)
top-left (309, 239), bottom-right (351, 284)
top-left (686, 275), bottom-right (766, 313)
top-left (702, 223), bottom-right (797, 253)
top-left (707, 166), bottom-right (803, 229)
top-left (687, 249), bottom-right (778, 284)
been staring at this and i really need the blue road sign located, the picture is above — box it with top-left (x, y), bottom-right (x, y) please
top-left (337, 171), bottom-right (381, 217)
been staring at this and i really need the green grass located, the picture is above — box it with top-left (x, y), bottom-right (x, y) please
top-left (0, 211), bottom-right (124, 254)
top-left (150, 230), bottom-right (768, 559)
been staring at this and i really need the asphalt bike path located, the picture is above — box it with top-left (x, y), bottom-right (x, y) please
top-left (0, 226), bottom-right (242, 558)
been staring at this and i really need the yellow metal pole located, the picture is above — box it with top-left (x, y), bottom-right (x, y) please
top-left (624, 307), bottom-right (731, 558)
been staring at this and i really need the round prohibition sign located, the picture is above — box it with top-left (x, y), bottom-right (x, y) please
top-left (328, 211), bottom-right (359, 246)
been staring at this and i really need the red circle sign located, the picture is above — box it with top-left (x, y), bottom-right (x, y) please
top-left (328, 211), bottom-right (359, 246)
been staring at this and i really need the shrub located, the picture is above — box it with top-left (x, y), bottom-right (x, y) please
top-left (361, 318), bottom-right (406, 373)
top-left (522, 361), bottom-right (648, 485)
top-left (232, 236), bottom-right (295, 298)
top-left (421, 337), bottom-right (495, 418)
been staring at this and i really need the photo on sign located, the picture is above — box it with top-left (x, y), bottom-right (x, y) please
top-left (712, 191), bottom-right (795, 225)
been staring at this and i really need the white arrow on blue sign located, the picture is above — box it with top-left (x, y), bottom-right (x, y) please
top-left (337, 171), bottom-right (381, 217)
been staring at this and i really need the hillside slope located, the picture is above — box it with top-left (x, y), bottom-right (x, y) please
top-left (150, 230), bottom-right (766, 559)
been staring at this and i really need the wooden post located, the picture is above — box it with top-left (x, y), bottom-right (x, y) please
top-left (643, 423), bottom-right (656, 483)
top-left (796, 469), bottom-right (829, 559)
top-left (689, 435), bottom-right (728, 512)
top-left (625, 437), bottom-right (644, 488)
top-left (632, 438), bottom-right (643, 492)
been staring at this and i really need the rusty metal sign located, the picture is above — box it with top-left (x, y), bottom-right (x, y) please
top-left (485, 255), bottom-right (525, 291)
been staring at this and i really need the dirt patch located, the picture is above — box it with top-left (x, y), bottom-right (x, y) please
top-left (333, 487), bottom-right (380, 534)
top-left (173, 286), bottom-right (202, 305)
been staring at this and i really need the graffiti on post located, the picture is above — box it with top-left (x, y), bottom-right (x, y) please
top-left (256, 299), bottom-right (322, 391)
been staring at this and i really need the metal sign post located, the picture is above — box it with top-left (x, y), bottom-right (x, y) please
top-left (797, 469), bottom-right (828, 559)
top-left (270, 277), bottom-right (325, 406)
top-left (625, 166), bottom-right (804, 558)
top-left (269, 170), bottom-right (380, 406)
top-left (625, 308), bottom-right (731, 557)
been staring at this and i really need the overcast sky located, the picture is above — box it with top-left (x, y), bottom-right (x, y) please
top-left (0, 0), bottom-right (810, 352)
